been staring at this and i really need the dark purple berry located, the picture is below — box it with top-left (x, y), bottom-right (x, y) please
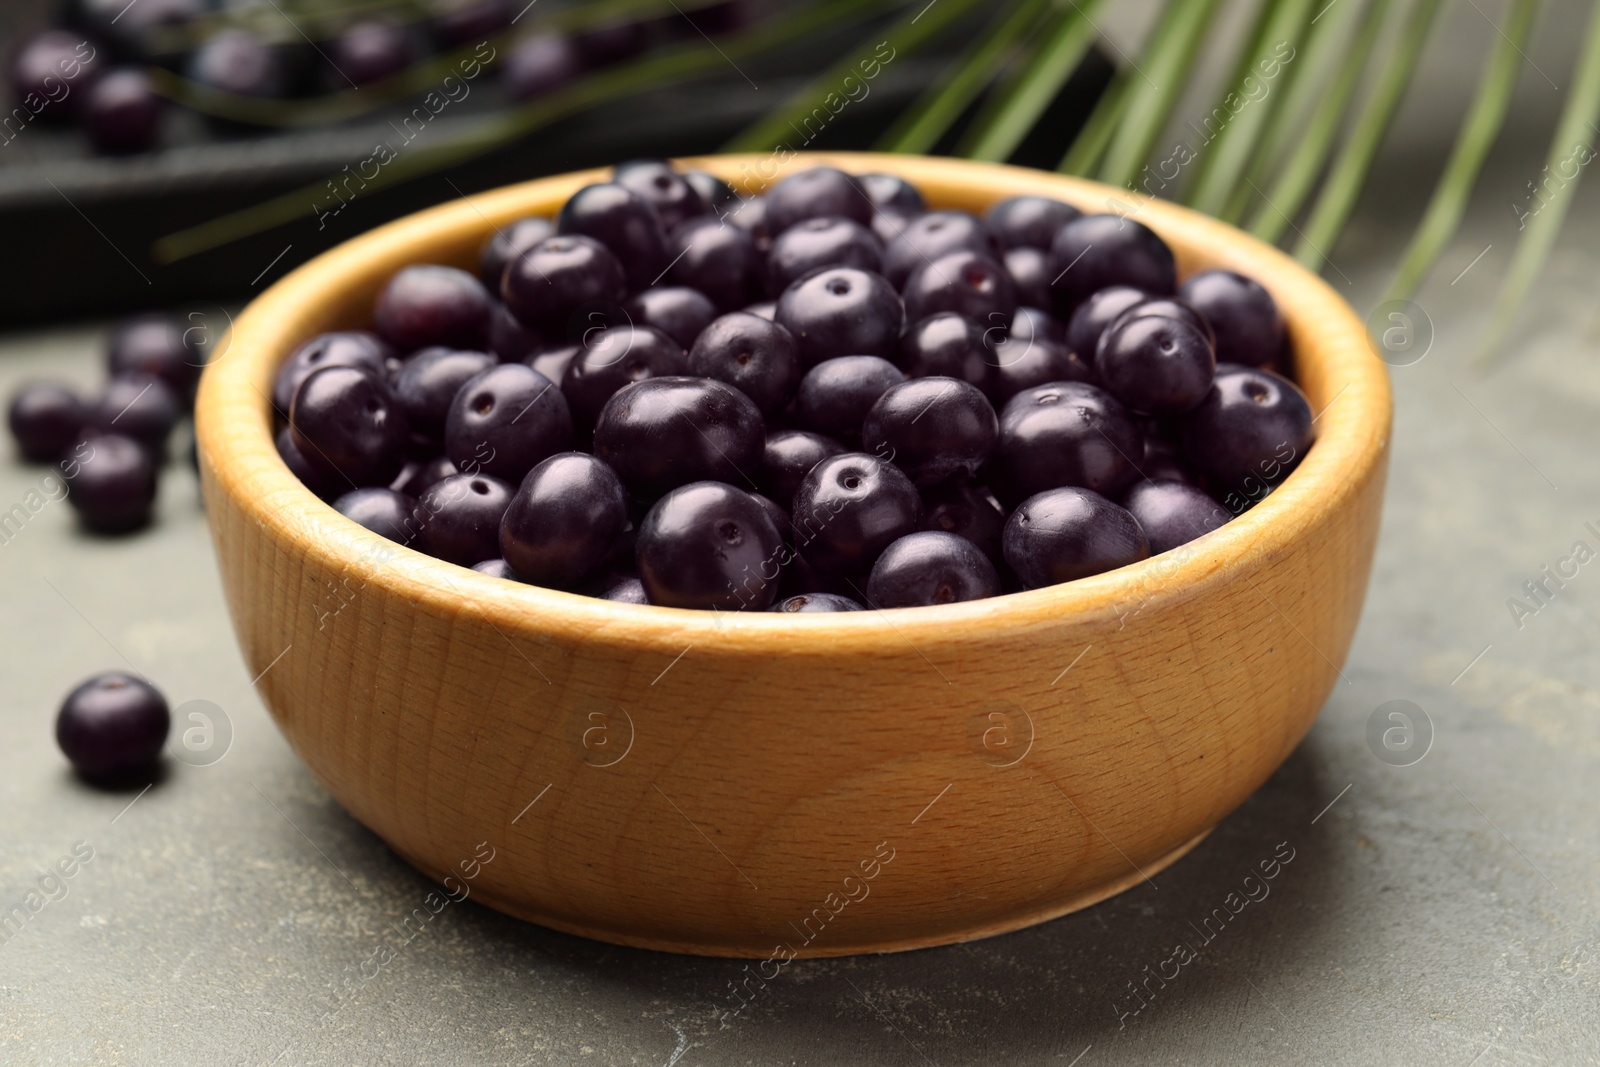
top-left (561, 324), bottom-right (688, 427)
top-left (9, 383), bottom-right (85, 463)
top-left (613, 159), bottom-right (709, 233)
top-left (290, 366), bottom-right (409, 487)
top-left (576, 19), bottom-right (649, 67)
top-left (763, 166), bottom-right (872, 236)
top-left (666, 216), bottom-right (763, 311)
top-left (444, 363), bottom-right (573, 484)
top-left (66, 434), bottom-right (158, 533)
top-left (108, 314), bottom-right (203, 405)
top-left (1178, 269), bottom-right (1285, 367)
top-left (413, 472), bottom-right (514, 565)
top-left (593, 572), bottom-right (648, 602)
top-left (793, 356), bottom-right (906, 443)
top-left (871, 209), bottom-right (917, 247)
top-left (12, 32), bottom-right (101, 120)
top-left (860, 173), bottom-right (925, 215)
top-left (1174, 367), bottom-right (1312, 498)
top-left (985, 195), bottom-right (1082, 250)
top-left (278, 427), bottom-right (344, 499)
top-left (1003, 486), bottom-right (1149, 588)
top-left (330, 19), bottom-right (412, 86)
top-left (1066, 286), bottom-right (1148, 364)
top-left (1095, 310), bottom-right (1216, 416)
top-left (866, 531), bottom-right (1000, 607)
top-left (427, 0), bottom-right (513, 46)
top-left (1122, 479), bottom-right (1229, 554)
top-left (863, 377), bottom-right (997, 486)
top-left (920, 480), bottom-right (1006, 564)
top-left (190, 30), bottom-right (284, 99)
top-left (56, 672), bottom-right (168, 782)
top-left (272, 332), bottom-right (392, 416)
top-left (1049, 214), bottom-right (1175, 309)
top-left (765, 216), bottom-right (883, 293)
top-left (393, 347), bottom-right (495, 444)
top-left (83, 68), bottom-right (163, 154)
top-left (791, 452), bottom-right (921, 575)
top-left (1008, 306), bottom-right (1068, 346)
top-left (529, 344), bottom-right (580, 384)
top-left (479, 217), bottom-right (555, 288)
top-left (775, 267), bottom-right (904, 367)
top-left (557, 182), bottom-right (669, 291)
top-left (750, 491), bottom-right (791, 540)
top-left (489, 302), bottom-right (542, 362)
top-left (593, 377), bottom-right (764, 499)
top-left (759, 429), bottom-right (844, 505)
top-left (726, 196), bottom-right (771, 248)
top-left (391, 454), bottom-right (457, 497)
top-left (502, 235), bottom-right (627, 334)
top-left (898, 313), bottom-right (992, 390)
top-left (686, 312), bottom-right (801, 415)
top-left (989, 381), bottom-right (1143, 505)
top-left (499, 452), bottom-right (629, 586)
top-left (636, 481), bottom-right (783, 610)
top-left (1004, 246), bottom-right (1053, 310)
top-left (987, 335), bottom-right (1094, 403)
top-left (505, 33), bottom-right (582, 100)
top-left (883, 211), bottom-right (996, 288)
top-left (472, 557), bottom-right (523, 581)
top-left (375, 265), bottom-right (492, 352)
top-left (623, 287), bottom-right (717, 350)
top-left (90, 375), bottom-right (180, 457)
top-left (685, 170), bottom-right (737, 213)
top-left (744, 300), bottom-right (776, 320)
top-left (333, 487), bottom-right (418, 544)
top-left (770, 592), bottom-right (863, 612)
top-left (903, 249), bottom-right (1018, 324)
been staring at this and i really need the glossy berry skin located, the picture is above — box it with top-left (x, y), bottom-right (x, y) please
top-left (770, 592), bottom-right (863, 612)
top-left (8, 383), bottom-right (84, 462)
top-left (623, 287), bottom-right (717, 350)
top-left (987, 336), bottom-right (1094, 403)
top-left (557, 183), bottom-right (669, 291)
top-left (331, 19), bottom-right (412, 86)
top-left (489, 303), bottom-right (541, 362)
top-left (271, 331), bottom-right (392, 415)
top-left (529, 344), bottom-right (580, 384)
top-left (505, 32), bottom-right (583, 100)
top-left (411, 472), bottom-right (514, 565)
top-left (589, 572), bottom-right (648, 602)
top-left (108, 314), bottom-right (203, 405)
top-left (726, 196), bottom-right (771, 247)
top-left (472, 557), bottom-right (523, 581)
top-left (1116, 296), bottom-right (1214, 347)
top-left (636, 481), bottom-right (784, 611)
top-left (985, 195), bottom-right (1082, 250)
top-left (759, 429), bottom-right (844, 505)
top-left (393, 347), bottom-right (495, 444)
top-left (502, 235), bottom-right (627, 334)
top-left (744, 301), bottom-right (776, 321)
top-left (666, 216), bottom-right (763, 311)
top-left (686, 312), bottom-right (801, 415)
top-left (883, 211), bottom-right (995, 288)
top-left (866, 531), bottom-right (1001, 608)
top-left (593, 377), bottom-right (765, 500)
top-left (1095, 310), bottom-right (1216, 416)
top-left (989, 382), bottom-right (1144, 506)
top-left (84, 68), bottom-right (163, 154)
top-left (920, 480), bottom-right (1006, 564)
top-left (1008, 306), bottom-right (1068, 346)
top-left (1122, 479), bottom-right (1229, 555)
top-left (278, 427), bottom-right (344, 499)
top-left (775, 267), bottom-right (904, 367)
top-left (1175, 367), bottom-right (1313, 498)
top-left (66, 434), bottom-right (158, 533)
top-left (478, 216), bottom-right (554, 288)
top-left (333, 487), bottom-right (418, 544)
top-left (375, 265), bottom-right (492, 352)
top-left (765, 217), bottom-right (883, 293)
top-left (443, 363), bottom-right (572, 484)
top-left (190, 30), bottom-right (283, 99)
top-left (860, 173), bottom-right (926, 216)
top-left (793, 356), bottom-right (906, 443)
top-left (1003, 487), bottom-right (1150, 588)
top-left (1004, 246), bottom-right (1053, 310)
top-left (1066, 286), bottom-right (1147, 364)
top-left (863, 377), bottom-right (998, 486)
top-left (904, 249), bottom-right (1018, 324)
top-left (391, 454), bottom-right (457, 497)
top-left (613, 159), bottom-right (709, 233)
top-left (898, 313), bottom-right (992, 390)
top-left (56, 672), bottom-right (169, 781)
top-left (561, 324), bottom-right (688, 427)
top-left (1048, 215), bottom-right (1175, 309)
top-left (498, 452), bottom-right (629, 586)
top-left (91, 375), bottom-right (180, 457)
top-left (12, 32), bottom-right (101, 120)
top-left (1178, 269), bottom-right (1285, 367)
top-left (791, 452), bottom-right (922, 575)
top-left (763, 167), bottom-right (872, 236)
top-left (289, 366), bottom-right (410, 487)
top-left (684, 170), bottom-right (738, 215)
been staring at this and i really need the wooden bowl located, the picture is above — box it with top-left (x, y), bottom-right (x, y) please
top-left (196, 153), bottom-right (1390, 958)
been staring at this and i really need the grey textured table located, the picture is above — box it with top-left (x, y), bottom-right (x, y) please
top-left (5, 7), bottom-right (1600, 1065)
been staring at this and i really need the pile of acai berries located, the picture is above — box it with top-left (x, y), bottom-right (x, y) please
top-left (272, 162), bottom-right (1315, 613)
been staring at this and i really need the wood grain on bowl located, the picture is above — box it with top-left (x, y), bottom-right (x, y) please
top-left (195, 153), bottom-right (1390, 957)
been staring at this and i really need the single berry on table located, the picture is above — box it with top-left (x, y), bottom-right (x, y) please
top-left (83, 69), bottom-right (164, 155)
top-left (12, 32), bottom-right (102, 120)
top-left (90, 374), bottom-right (180, 457)
top-left (56, 672), bottom-right (169, 782)
top-left (9, 383), bottom-right (85, 463)
top-left (108, 314), bottom-right (203, 405)
top-left (189, 30), bottom-right (284, 100)
top-left (330, 19), bottom-right (413, 86)
top-left (66, 434), bottom-right (159, 533)
top-left (505, 32), bottom-right (583, 100)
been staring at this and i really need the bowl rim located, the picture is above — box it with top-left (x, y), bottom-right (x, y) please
top-left (196, 152), bottom-right (1391, 657)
